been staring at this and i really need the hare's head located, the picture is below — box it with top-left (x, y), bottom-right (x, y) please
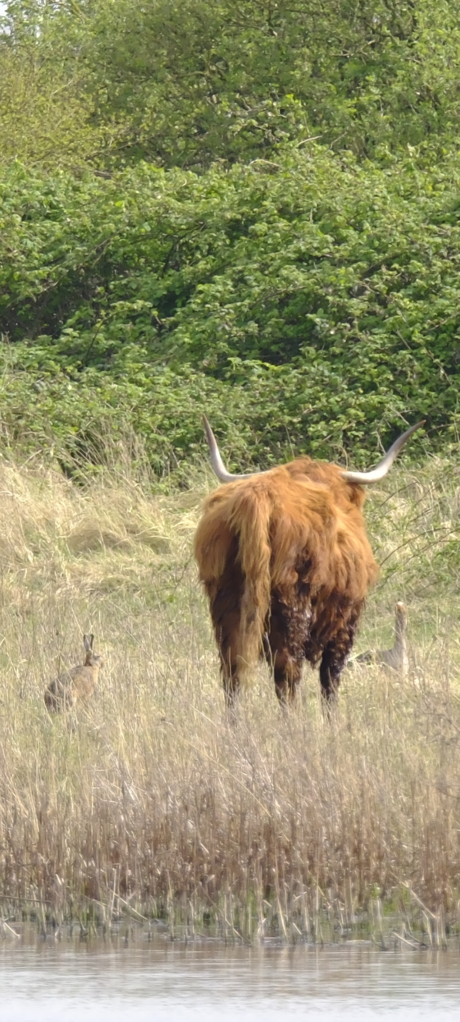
top-left (83, 633), bottom-right (104, 668)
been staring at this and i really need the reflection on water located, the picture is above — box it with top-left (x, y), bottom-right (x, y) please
top-left (2, 929), bottom-right (460, 1021)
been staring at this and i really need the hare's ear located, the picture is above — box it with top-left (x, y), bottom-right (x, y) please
top-left (84, 634), bottom-right (94, 652)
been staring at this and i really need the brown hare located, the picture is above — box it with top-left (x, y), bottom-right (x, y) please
top-left (354, 601), bottom-right (409, 676)
top-left (44, 634), bottom-right (103, 713)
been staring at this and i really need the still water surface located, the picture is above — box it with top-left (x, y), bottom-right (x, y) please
top-left (2, 931), bottom-right (460, 1020)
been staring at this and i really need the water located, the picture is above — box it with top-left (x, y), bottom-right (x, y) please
top-left (2, 930), bottom-right (460, 1020)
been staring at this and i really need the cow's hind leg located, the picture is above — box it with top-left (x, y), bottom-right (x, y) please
top-left (208, 560), bottom-right (245, 711)
top-left (267, 594), bottom-right (308, 706)
top-left (219, 647), bottom-right (241, 710)
top-left (273, 650), bottom-right (303, 706)
top-left (319, 611), bottom-right (360, 705)
top-left (217, 619), bottom-right (242, 711)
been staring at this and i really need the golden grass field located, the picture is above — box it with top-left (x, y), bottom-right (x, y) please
top-left (0, 443), bottom-right (460, 945)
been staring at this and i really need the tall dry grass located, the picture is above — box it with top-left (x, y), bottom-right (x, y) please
top-left (0, 447), bottom-right (460, 943)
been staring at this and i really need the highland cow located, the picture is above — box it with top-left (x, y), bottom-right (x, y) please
top-left (194, 416), bottom-right (423, 706)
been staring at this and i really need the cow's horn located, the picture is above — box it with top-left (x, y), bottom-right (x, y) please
top-left (202, 416), bottom-right (260, 482)
top-left (341, 420), bottom-right (425, 484)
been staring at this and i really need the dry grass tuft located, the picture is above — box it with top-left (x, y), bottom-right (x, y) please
top-left (0, 449), bottom-right (460, 943)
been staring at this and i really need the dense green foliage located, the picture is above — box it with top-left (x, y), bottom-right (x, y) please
top-left (1, 1), bottom-right (460, 473)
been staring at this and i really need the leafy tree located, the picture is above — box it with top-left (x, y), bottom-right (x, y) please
top-left (3, 0), bottom-right (460, 172)
top-left (0, 0), bottom-right (115, 169)
top-left (5, 0), bottom-right (458, 169)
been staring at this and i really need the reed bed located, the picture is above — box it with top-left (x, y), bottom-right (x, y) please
top-left (0, 448), bottom-right (460, 945)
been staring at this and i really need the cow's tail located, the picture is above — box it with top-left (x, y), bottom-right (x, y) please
top-left (231, 487), bottom-right (272, 678)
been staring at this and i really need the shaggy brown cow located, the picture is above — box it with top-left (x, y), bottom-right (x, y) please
top-left (194, 417), bottom-right (423, 706)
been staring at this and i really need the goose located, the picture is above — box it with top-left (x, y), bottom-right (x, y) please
top-left (354, 602), bottom-right (409, 676)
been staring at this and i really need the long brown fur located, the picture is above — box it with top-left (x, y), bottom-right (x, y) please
top-left (194, 456), bottom-right (378, 705)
